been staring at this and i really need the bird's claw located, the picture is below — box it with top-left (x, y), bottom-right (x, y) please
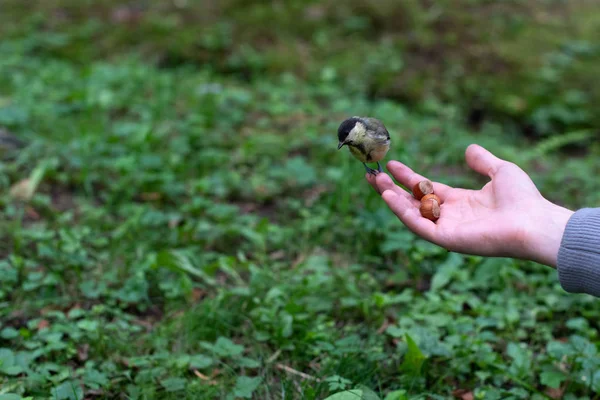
top-left (364, 163), bottom-right (379, 176)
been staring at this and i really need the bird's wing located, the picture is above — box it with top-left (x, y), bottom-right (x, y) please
top-left (364, 118), bottom-right (390, 140)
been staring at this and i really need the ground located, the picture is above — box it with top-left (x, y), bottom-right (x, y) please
top-left (0, 1), bottom-right (600, 399)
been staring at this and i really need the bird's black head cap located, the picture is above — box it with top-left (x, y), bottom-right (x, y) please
top-left (338, 117), bottom-right (361, 142)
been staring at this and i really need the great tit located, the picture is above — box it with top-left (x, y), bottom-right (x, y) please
top-left (337, 116), bottom-right (390, 175)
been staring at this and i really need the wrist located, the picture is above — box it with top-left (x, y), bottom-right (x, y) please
top-left (524, 200), bottom-right (574, 267)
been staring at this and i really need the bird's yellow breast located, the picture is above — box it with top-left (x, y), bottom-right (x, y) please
top-left (349, 145), bottom-right (368, 163)
top-left (348, 141), bottom-right (390, 163)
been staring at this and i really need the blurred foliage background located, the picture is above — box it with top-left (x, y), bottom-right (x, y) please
top-left (0, 0), bottom-right (599, 399)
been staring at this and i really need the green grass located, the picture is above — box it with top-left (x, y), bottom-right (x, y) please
top-left (1, 1), bottom-right (600, 399)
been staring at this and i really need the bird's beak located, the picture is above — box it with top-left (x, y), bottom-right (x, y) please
top-left (337, 142), bottom-right (345, 150)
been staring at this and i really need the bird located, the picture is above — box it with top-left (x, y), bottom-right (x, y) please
top-left (337, 116), bottom-right (391, 175)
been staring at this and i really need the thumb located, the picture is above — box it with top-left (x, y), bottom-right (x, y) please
top-left (465, 144), bottom-right (507, 178)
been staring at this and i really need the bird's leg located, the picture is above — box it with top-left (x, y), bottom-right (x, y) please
top-left (376, 161), bottom-right (383, 172)
top-left (363, 163), bottom-right (379, 175)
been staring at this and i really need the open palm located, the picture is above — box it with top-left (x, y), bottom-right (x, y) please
top-left (366, 144), bottom-right (573, 267)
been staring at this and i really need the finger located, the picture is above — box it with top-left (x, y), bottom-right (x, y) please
top-left (386, 161), bottom-right (453, 199)
top-left (381, 189), bottom-right (438, 243)
top-left (365, 172), bottom-right (392, 195)
top-left (374, 172), bottom-right (420, 205)
top-left (365, 173), bottom-right (380, 193)
top-left (366, 173), bottom-right (418, 204)
top-left (465, 144), bottom-right (507, 178)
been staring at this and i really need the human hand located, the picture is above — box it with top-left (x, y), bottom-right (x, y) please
top-left (366, 144), bottom-right (574, 267)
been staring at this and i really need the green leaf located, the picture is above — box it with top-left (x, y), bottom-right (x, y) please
top-left (357, 385), bottom-right (381, 400)
top-left (174, 354), bottom-right (191, 368)
top-left (160, 377), bottom-right (186, 392)
top-left (325, 375), bottom-right (352, 391)
top-left (525, 129), bottom-right (594, 160)
top-left (0, 394), bottom-right (24, 400)
top-left (547, 341), bottom-right (575, 359)
top-left (430, 253), bottom-right (462, 291)
top-left (189, 354), bottom-right (213, 369)
top-left (43, 332), bottom-right (64, 343)
top-left (1, 365), bottom-right (23, 376)
top-left (238, 227), bottom-right (266, 250)
top-left (237, 357), bottom-right (261, 368)
top-left (323, 390), bottom-right (364, 400)
top-left (76, 320), bottom-right (99, 332)
top-left (540, 370), bottom-right (566, 389)
top-left (400, 334), bottom-right (425, 376)
top-left (506, 342), bottom-right (531, 378)
top-left (280, 312), bottom-right (293, 338)
top-left (154, 250), bottom-right (216, 286)
top-left (384, 390), bottom-right (408, 400)
top-left (232, 376), bottom-right (262, 399)
top-left (385, 325), bottom-right (404, 338)
top-left (67, 308), bottom-right (85, 319)
top-left (0, 105), bottom-right (28, 125)
top-left (0, 328), bottom-right (19, 339)
top-left (52, 380), bottom-right (83, 400)
top-left (0, 348), bottom-right (15, 368)
top-left (381, 230), bottom-right (414, 253)
top-left (83, 369), bottom-right (109, 389)
top-left (211, 337), bottom-right (244, 357)
top-left (566, 318), bottom-right (589, 331)
top-left (593, 370), bottom-right (600, 392)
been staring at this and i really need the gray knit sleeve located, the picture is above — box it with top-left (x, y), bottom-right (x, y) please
top-left (557, 208), bottom-right (600, 297)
